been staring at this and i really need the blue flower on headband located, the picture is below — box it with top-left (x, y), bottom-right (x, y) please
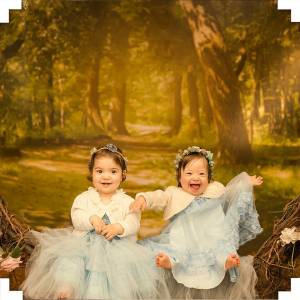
top-left (89, 144), bottom-right (128, 165)
top-left (90, 144), bottom-right (118, 155)
top-left (104, 144), bottom-right (118, 153)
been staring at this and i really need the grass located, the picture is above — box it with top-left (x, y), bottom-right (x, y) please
top-left (0, 162), bottom-right (20, 177)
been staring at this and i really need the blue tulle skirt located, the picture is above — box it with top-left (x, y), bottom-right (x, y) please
top-left (21, 228), bottom-right (169, 299)
top-left (139, 173), bottom-right (262, 299)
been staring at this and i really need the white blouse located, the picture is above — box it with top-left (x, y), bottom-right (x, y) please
top-left (71, 187), bottom-right (140, 241)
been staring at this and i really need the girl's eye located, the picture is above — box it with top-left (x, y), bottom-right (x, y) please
top-left (112, 170), bottom-right (117, 174)
top-left (97, 170), bottom-right (102, 174)
top-left (186, 172), bottom-right (192, 175)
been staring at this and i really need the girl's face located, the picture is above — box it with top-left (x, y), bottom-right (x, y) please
top-left (180, 157), bottom-right (209, 196)
top-left (92, 156), bottom-right (123, 200)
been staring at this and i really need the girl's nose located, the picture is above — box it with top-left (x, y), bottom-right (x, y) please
top-left (102, 172), bottom-right (111, 179)
top-left (191, 174), bottom-right (201, 180)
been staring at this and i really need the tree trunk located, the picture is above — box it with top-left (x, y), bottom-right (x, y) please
top-left (27, 112), bottom-right (33, 131)
top-left (187, 64), bottom-right (201, 136)
top-left (261, 59), bottom-right (282, 135)
top-left (284, 96), bottom-right (295, 136)
top-left (0, 36), bottom-right (23, 74)
top-left (40, 104), bottom-right (46, 130)
top-left (250, 49), bottom-right (262, 142)
top-left (87, 51), bottom-right (105, 133)
top-left (198, 65), bottom-right (214, 124)
top-left (179, 0), bottom-right (252, 163)
top-left (60, 102), bottom-right (65, 129)
top-left (110, 15), bottom-right (129, 135)
top-left (296, 94), bottom-right (300, 137)
top-left (253, 49), bottom-right (261, 120)
top-left (47, 55), bottom-right (55, 128)
top-left (170, 72), bottom-right (183, 136)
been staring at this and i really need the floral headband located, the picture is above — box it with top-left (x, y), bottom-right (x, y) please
top-left (174, 146), bottom-right (214, 174)
top-left (90, 144), bottom-right (128, 167)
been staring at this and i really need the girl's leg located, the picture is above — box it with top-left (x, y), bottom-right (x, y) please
top-left (54, 256), bottom-right (85, 299)
top-left (57, 286), bottom-right (74, 300)
top-left (156, 252), bottom-right (172, 269)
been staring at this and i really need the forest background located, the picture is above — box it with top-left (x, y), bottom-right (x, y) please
top-left (0, 0), bottom-right (300, 255)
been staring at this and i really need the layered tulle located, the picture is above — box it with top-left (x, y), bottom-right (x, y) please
top-left (220, 172), bottom-right (263, 248)
top-left (84, 231), bottom-right (169, 299)
top-left (164, 256), bottom-right (257, 299)
top-left (21, 228), bottom-right (169, 299)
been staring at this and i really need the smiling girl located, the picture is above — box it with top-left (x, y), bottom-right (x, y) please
top-left (21, 144), bottom-right (169, 300)
top-left (130, 146), bottom-right (263, 299)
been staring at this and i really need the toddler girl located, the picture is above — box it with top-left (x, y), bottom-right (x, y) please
top-left (130, 146), bottom-right (263, 299)
top-left (21, 144), bottom-right (169, 299)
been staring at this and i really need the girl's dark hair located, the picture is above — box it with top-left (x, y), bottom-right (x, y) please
top-left (87, 145), bottom-right (127, 182)
top-left (176, 153), bottom-right (212, 187)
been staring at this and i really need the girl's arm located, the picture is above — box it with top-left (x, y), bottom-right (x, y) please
top-left (71, 194), bottom-right (96, 231)
top-left (130, 189), bottom-right (171, 213)
top-left (117, 211), bottom-right (141, 237)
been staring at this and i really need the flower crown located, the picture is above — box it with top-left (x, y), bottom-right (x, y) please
top-left (90, 144), bottom-right (128, 166)
top-left (174, 146), bottom-right (214, 173)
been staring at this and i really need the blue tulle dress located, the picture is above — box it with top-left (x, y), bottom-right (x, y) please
top-left (139, 172), bottom-right (263, 299)
top-left (21, 213), bottom-right (170, 300)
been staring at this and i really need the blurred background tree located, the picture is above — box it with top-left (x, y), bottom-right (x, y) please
top-left (0, 0), bottom-right (299, 163)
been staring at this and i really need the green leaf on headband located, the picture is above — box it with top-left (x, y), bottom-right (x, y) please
top-left (10, 246), bottom-right (22, 258)
top-left (0, 246), bottom-right (4, 258)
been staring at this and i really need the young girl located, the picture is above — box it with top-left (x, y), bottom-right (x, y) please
top-left (21, 144), bottom-right (169, 300)
top-left (130, 145), bottom-right (263, 299)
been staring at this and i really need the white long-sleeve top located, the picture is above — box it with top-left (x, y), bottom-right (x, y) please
top-left (136, 181), bottom-right (226, 220)
top-left (71, 187), bottom-right (140, 241)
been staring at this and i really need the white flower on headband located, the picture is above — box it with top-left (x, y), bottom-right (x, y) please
top-left (174, 146), bottom-right (214, 172)
top-left (90, 147), bottom-right (98, 156)
top-left (279, 227), bottom-right (300, 246)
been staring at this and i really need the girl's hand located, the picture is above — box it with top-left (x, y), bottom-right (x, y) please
top-left (0, 256), bottom-right (22, 273)
top-left (101, 223), bottom-right (124, 241)
top-left (89, 215), bottom-right (105, 234)
top-left (129, 196), bottom-right (147, 213)
top-left (225, 253), bottom-right (240, 270)
top-left (250, 175), bottom-right (263, 186)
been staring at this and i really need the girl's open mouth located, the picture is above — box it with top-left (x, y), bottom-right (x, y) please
top-left (189, 184), bottom-right (200, 191)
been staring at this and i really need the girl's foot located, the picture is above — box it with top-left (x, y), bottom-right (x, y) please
top-left (57, 285), bottom-right (74, 299)
top-left (156, 252), bottom-right (172, 269)
top-left (225, 254), bottom-right (240, 270)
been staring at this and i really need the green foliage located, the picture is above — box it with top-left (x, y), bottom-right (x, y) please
top-left (0, 162), bottom-right (20, 176)
top-left (0, 241), bottom-right (22, 259)
top-left (10, 245), bottom-right (22, 258)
